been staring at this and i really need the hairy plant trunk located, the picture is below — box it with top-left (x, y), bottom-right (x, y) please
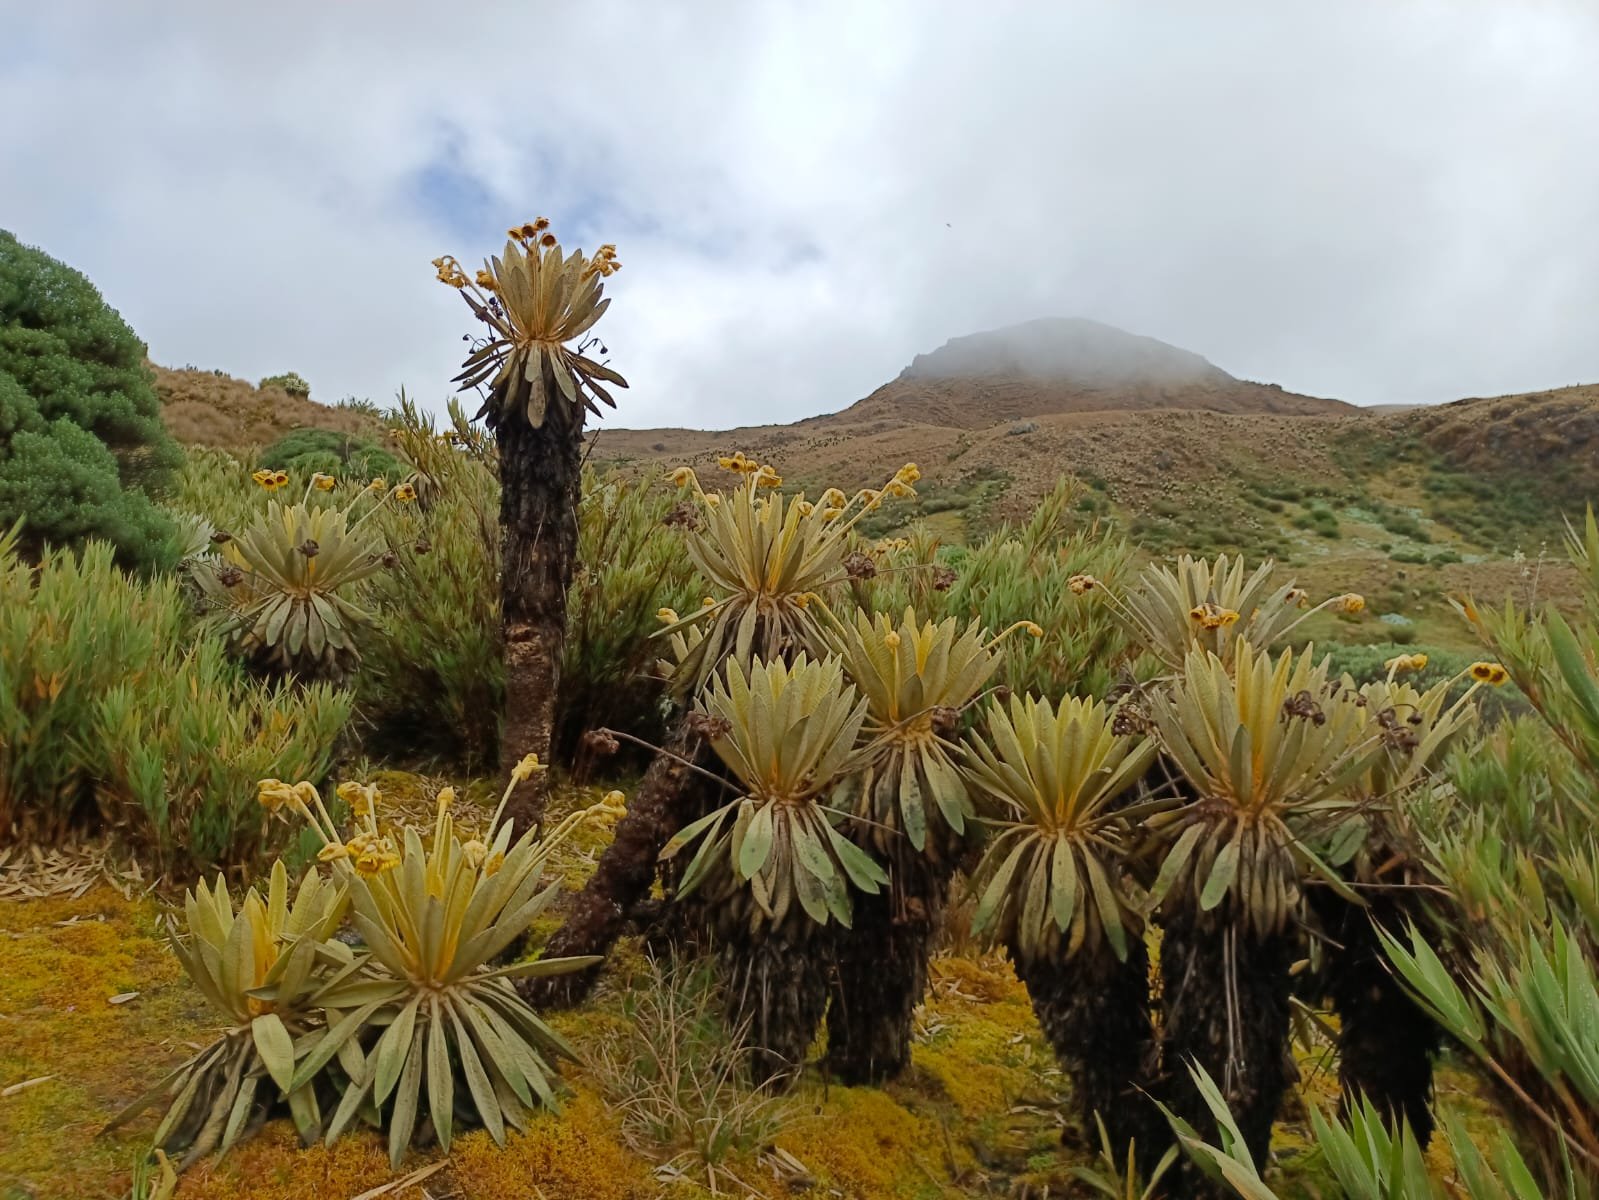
top-left (1018, 941), bottom-right (1162, 1162)
top-left (825, 870), bottom-right (944, 1085)
top-left (721, 921), bottom-right (834, 1088)
top-left (495, 409), bottom-right (582, 837)
top-left (1160, 910), bottom-right (1297, 1199)
top-left (1315, 888), bottom-right (1440, 1145)
top-left (518, 718), bottom-right (709, 1010)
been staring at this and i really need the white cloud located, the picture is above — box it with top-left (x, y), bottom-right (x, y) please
top-left (3, 0), bottom-right (1597, 427)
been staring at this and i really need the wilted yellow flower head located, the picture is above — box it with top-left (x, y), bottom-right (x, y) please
top-left (367, 477), bottom-right (387, 493)
top-left (883, 479), bottom-right (914, 498)
top-left (1385, 653), bottom-right (1429, 674)
top-left (435, 786), bottom-right (456, 814)
top-left (1285, 587), bottom-right (1311, 609)
top-left (316, 842), bottom-right (349, 863)
top-left (353, 837), bottom-right (401, 879)
top-left (311, 473), bottom-right (336, 491)
top-left (884, 630), bottom-right (902, 650)
top-left (1338, 593), bottom-right (1366, 615)
top-left (702, 596), bottom-right (716, 607)
top-left (474, 269), bottom-right (499, 291)
top-left (1189, 602), bottom-right (1240, 630)
top-left (393, 483), bottom-right (418, 503)
top-left (510, 753), bottom-right (545, 782)
top-left (336, 780), bottom-right (378, 817)
top-left (432, 255), bottom-right (468, 288)
top-left (1023, 621), bottom-right (1044, 638)
top-left (657, 607), bottom-right (680, 625)
top-left (797, 500), bottom-right (815, 516)
top-left (670, 466), bottom-right (697, 488)
top-left (895, 463), bottom-right (921, 485)
top-left (462, 839), bottom-right (488, 870)
top-left (819, 488), bottom-right (846, 508)
top-left (256, 778), bottom-right (297, 813)
top-left (753, 465), bottom-right (782, 489)
top-left (860, 488), bottom-right (883, 510)
top-left (1068, 574), bottom-right (1097, 595)
top-left (704, 494), bottom-right (721, 508)
top-left (1469, 661), bottom-right (1509, 686)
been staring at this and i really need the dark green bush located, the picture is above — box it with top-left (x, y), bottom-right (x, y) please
top-left (260, 427), bottom-right (400, 481)
top-left (0, 230), bottom-right (179, 569)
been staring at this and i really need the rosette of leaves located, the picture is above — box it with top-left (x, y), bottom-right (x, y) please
top-left (282, 774), bottom-right (608, 1167)
top-left (661, 654), bottom-right (885, 1082)
top-left (194, 497), bottom-right (389, 680)
top-left (105, 861), bottom-right (349, 1164)
top-left (815, 604), bottom-right (1006, 1083)
top-left (1310, 671), bottom-right (1479, 1146)
top-left (443, 229), bottom-right (626, 429)
top-left (961, 693), bottom-right (1161, 1150)
top-left (1144, 639), bottom-right (1380, 1182)
top-left (1106, 553), bottom-right (1352, 672)
top-left (660, 462), bottom-right (917, 696)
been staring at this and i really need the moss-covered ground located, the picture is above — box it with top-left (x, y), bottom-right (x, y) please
top-left (1, 780), bottom-right (1504, 1200)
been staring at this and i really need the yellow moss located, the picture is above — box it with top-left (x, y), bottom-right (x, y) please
top-left (778, 1084), bottom-right (963, 1198)
top-left (0, 887), bottom-right (214, 1200)
top-left (448, 1087), bottom-right (651, 1200)
top-left (175, 1124), bottom-right (397, 1199)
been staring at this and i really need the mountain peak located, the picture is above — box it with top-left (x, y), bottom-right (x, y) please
top-left (898, 317), bottom-right (1235, 387)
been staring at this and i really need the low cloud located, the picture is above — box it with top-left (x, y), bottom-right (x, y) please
top-left (3, 0), bottom-right (1597, 427)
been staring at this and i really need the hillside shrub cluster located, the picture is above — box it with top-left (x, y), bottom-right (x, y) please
top-left (0, 230), bottom-right (179, 570)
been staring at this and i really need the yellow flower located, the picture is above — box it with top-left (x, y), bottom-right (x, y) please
top-left (883, 479), bottom-right (913, 498)
top-left (510, 753), bottom-right (545, 782)
top-left (1188, 604), bottom-right (1209, 623)
top-left (797, 500), bottom-right (815, 516)
top-left (717, 452), bottom-right (749, 472)
top-left (354, 843), bottom-right (401, 879)
top-left (1385, 653), bottom-right (1429, 674)
top-left (884, 630), bottom-right (902, 650)
top-left (794, 593), bottom-right (810, 608)
top-left (317, 842), bottom-right (349, 863)
top-left (475, 269), bottom-right (498, 291)
top-left (251, 469), bottom-right (274, 489)
top-left (1339, 593), bottom-right (1366, 615)
top-left (657, 607), bottom-right (680, 625)
top-left (702, 596), bottom-right (716, 607)
top-left (256, 778), bottom-right (297, 813)
top-left (435, 786), bottom-right (456, 814)
top-left (895, 463), bottom-right (921, 485)
top-left (822, 507), bottom-right (844, 521)
top-left (271, 471), bottom-right (289, 489)
top-left (393, 483), bottom-right (417, 503)
top-left (671, 466), bottom-right (697, 488)
top-left (483, 851), bottom-right (506, 877)
top-left (1217, 608), bottom-right (1241, 627)
top-left (292, 781), bottom-right (321, 810)
top-left (1023, 621), bottom-right (1044, 638)
top-left (311, 473), bottom-right (336, 491)
top-left (462, 839), bottom-right (488, 870)
top-left (1068, 574), bottom-right (1097, 595)
top-left (754, 466), bottom-right (782, 489)
top-left (1469, 661), bottom-right (1509, 686)
top-left (704, 494), bottom-right (722, 508)
top-left (336, 781), bottom-right (377, 817)
top-left (368, 477), bottom-right (387, 493)
top-left (1285, 587), bottom-right (1310, 609)
top-left (860, 488), bottom-right (883, 510)
top-left (540, 232), bottom-right (558, 248)
top-left (819, 488), bottom-right (846, 508)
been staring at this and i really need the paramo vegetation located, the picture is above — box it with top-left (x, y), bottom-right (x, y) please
top-left (1, 223), bottom-right (1598, 1200)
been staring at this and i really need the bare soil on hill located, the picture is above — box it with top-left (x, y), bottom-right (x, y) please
top-left (152, 364), bottom-right (384, 452)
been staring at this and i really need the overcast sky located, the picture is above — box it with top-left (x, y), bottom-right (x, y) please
top-left (3, 1), bottom-right (1597, 428)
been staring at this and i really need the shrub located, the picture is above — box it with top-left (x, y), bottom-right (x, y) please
top-left (258, 371), bottom-right (310, 398)
top-left (260, 427), bottom-right (400, 481)
top-left (0, 230), bottom-right (179, 570)
top-left (0, 528), bottom-right (352, 873)
top-left (357, 398), bottom-right (695, 770)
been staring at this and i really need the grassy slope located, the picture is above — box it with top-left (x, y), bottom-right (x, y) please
top-left (2, 782), bottom-right (1503, 1200)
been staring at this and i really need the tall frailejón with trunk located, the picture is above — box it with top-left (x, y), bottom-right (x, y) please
top-left (434, 222), bottom-right (626, 834)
